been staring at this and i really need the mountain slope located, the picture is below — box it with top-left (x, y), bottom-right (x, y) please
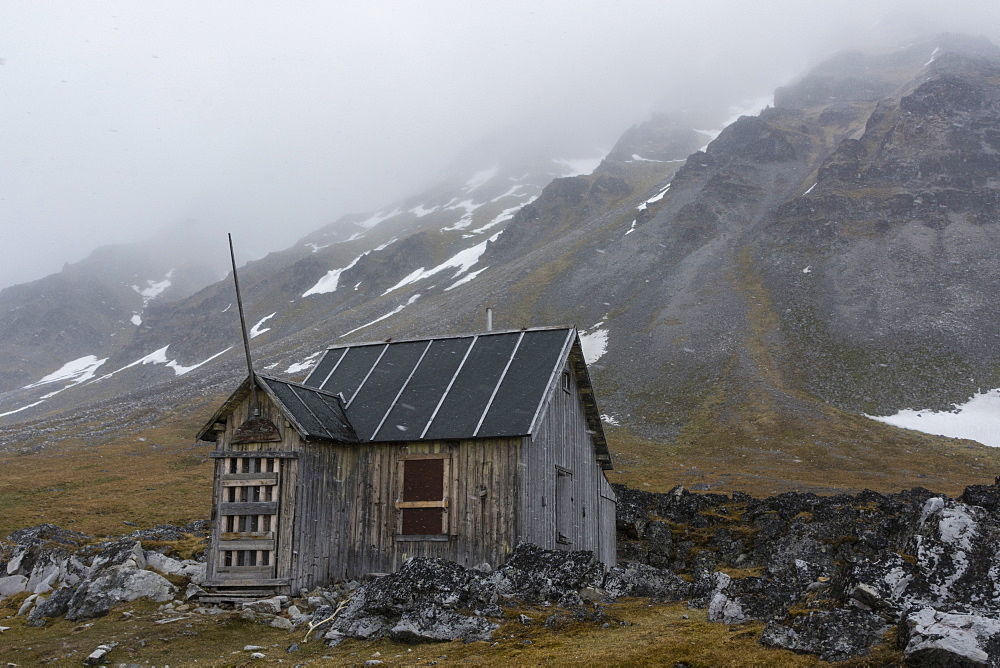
top-left (2, 35), bottom-right (999, 497)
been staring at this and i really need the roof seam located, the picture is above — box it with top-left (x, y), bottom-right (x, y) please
top-left (420, 335), bottom-right (478, 439)
top-left (472, 330), bottom-right (525, 437)
top-left (286, 383), bottom-right (330, 440)
top-left (346, 343), bottom-right (389, 408)
top-left (371, 339), bottom-right (433, 441)
top-left (318, 347), bottom-right (349, 390)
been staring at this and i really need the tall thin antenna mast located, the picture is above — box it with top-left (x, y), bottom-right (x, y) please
top-left (229, 234), bottom-right (256, 392)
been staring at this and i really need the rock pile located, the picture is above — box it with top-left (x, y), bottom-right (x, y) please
top-left (615, 480), bottom-right (1000, 664)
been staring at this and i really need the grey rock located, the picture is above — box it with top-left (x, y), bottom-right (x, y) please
top-left (270, 616), bottom-right (293, 630)
top-left (603, 562), bottom-right (692, 601)
top-left (760, 608), bottom-right (890, 662)
top-left (903, 607), bottom-right (1000, 667)
top-left (0, 574), bottom-right (27, 597)
top-left (243, 597), bottom-right (282, 615)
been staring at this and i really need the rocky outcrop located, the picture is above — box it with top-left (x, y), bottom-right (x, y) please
top-left (0, 520), bottom-right (206, 625)
top-left (617, 480), bottom-right (1000, 664)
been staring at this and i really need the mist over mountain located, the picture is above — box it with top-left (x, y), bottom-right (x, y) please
top-left (1, 34), bottom-right (999, 499)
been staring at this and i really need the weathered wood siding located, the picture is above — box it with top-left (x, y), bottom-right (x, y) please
top-left (517, 362), bottom-right (617, 566)
top-left (294, 437), bottom-right (521, 585)
top-left (209, 389), bottom-right (523, 587)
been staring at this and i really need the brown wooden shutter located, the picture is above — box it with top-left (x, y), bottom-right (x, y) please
top-left (397, 455), bottom-right (450, 536)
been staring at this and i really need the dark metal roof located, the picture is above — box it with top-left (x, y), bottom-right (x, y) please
top-left (303, 327), bottom-right (583, 443)
top-left (195, 374), bottom-right (358, 444)
top-left (256, 375), bottom-right (358, 443)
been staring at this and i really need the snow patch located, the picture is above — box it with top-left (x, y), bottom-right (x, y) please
top-left (637, 183), bottom-right (671, 211)
top-left (285, 352), bottom-right (321, 375)
top-left (925, 46), bottom-right (940, 67)
top-left (305, 242), bottom-right (330, 252)
top-left (131, 313), bottom-right (142, 326)
top-left (868, 388), bottom-right (1000, 447)
top-left (441, 199), bottom-right (485, 231)
top-left (803, 183), bottom-right (816, 195)
top-left (24, 355), bottom-right (108, 389)
top-left (579, 326), bottom-right (609, 364)
top-left (250, 313), bottom-right (277, 338)
top-left (340, 294), bottom-right (421, 338)
top-left (471, 199), bottom-right (534, 234)
top-left (802, 266), bottom-right (812, 274)
top-left (23, 355), bottom-right (108, 390)
top-left (302, 238), bottom-right (396, 297)
top-left (132, 269), bottom-right (174, 303)
top-left (490, 185), bottom-right (526, 202)
top-left (445, 267), bottom-right (488, 291)
top-left (358, 208), bottom-right (402, 229)
top-left (383, 232), bottom-right (501, 295)
top-left (600, 413), bottom-right (620, 426)
top-left (410, 204), bottom-right (439, 217)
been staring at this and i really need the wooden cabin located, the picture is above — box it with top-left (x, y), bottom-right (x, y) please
top-left (196, 326), bottom-right (616, 597)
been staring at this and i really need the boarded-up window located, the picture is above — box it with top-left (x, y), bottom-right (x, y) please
top-left (217, 456), bottom-right (280, 575)
top-left (397, 456), bottom-right (450, 536)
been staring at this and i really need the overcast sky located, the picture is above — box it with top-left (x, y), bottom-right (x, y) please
top-left (2, 1), bottom-right (999, 290)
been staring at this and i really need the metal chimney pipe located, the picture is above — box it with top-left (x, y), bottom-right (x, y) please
top-left (486, 308), bottom-right (493, 331)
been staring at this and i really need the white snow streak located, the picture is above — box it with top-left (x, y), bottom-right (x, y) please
top-left (925, 46), bottom-right (940, 67)
top-left (803, 183), bottom-right (817, 195)
top-left (302, 238), bottom-right (397, 297)
top-left (445, 267), bottom-right (488, 291)
top-left (358, 208), bottom-right (402, 229)
top-left (470, 199), bottom-right (534, 234)
top-left (600, 413), bottom-right (620, 426)
top-left (382, 232), bottom-right (501, 295)
top-left (91, 345), bottom-right (233, 383)
top-left (24, 355), bottom-right (108, 389)
top-left (0, 400), bottom-right (45, 418)
top-left (250, 313), bottom-right (277, 338)
top-left (340, 294), bottom-right (421, 338)
top-left (869, 388), bottom-right (1000, 447)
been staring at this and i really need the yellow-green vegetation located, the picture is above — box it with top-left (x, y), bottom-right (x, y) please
top-left (0, 598), bottom-right (901, 666)
top-left (0, 405), bottom-right (218, 538)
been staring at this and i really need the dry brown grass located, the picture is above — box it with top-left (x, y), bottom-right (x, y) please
top-left (0, 598), bottom-right (901, 666)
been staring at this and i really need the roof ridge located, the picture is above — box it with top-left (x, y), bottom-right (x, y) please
top-left (323, 325), bottom-right (574, 351)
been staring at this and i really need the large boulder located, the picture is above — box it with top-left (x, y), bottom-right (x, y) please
top-left (65, 540), bottom-right (175, 621)
top-left (902, 608), bottom-right (1000, 667)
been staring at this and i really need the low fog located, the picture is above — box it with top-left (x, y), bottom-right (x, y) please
top-left (2, 1), bottom-right (998, 289)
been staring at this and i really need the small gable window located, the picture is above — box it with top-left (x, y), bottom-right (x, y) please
top-left (562, 370), bottom-right (572, 393)
top-left (396, 455), bottom-right (451, 540)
